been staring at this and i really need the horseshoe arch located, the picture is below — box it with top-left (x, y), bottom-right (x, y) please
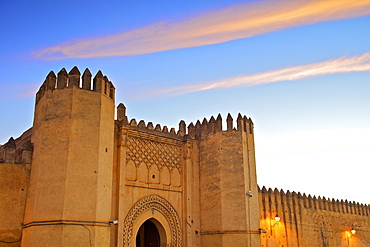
top-left (122, 194), bottom-right (182, 247)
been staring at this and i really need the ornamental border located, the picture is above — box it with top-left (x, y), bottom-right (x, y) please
top-left (122, 194), bottom-right (182, 246)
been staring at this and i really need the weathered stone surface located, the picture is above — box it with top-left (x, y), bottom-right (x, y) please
top-left (0, 163), bottom-right (30, 247)
top-left (1, 67), bottom-right (369, 247)
top-left (259, 187), bottom-right (370, 247)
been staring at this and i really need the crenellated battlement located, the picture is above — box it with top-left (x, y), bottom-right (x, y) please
top-left (35, 66), bottom-right (115, 105)
top-left (0, 129), bottom-right (33, 164)
top-left (187, 113), bottom-right (253, 139)
top-left (259, 186), bottom-right (370, 246)
top-left (259, 186), bottom-right (369, 216)
top-left (2, 66), bottom-right (370, 246)
top-left (115, 110), bottom-right (254, 139)
top-left (126, 117), bottom-right (179, 137)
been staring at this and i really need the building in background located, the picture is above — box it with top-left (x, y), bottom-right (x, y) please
top-left (1, 67), bottom-right (369, 247)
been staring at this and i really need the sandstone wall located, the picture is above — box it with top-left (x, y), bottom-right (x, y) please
top-left (114, 112), bottom-right (260, 247)
top-left (114, 118), bottom-right (188, 247)
top-left (195, 114), bottom-right (261, 247)
top-left (0, 130), bottom-right (32, 247)
top-left (22, 67), bottom-right (116, 247)
top-left (259, 187), bottom-right (370, 247)
top-left (0, 163), bottom-right (30, 247)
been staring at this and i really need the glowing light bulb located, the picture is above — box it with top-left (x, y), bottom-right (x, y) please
top-left (275, 215), bottom-right (280, 222)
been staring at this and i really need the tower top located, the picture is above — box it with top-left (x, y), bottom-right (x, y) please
top-left (35, 66), bottom-right (115, 105)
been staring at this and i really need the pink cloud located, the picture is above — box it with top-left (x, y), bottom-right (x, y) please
top-left (35, 0), bottom-right (370, 60)
top-left (144, 52), bottom-right (370, 98)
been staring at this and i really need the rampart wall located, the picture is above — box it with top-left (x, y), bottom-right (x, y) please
top-left (259, 187), bottom-right (370, 247)
top-left (0, 130), bottom-right (32, 247)
top-left (112, 111), bottom-right (260, 247)
top-left (1, 66), bottom-right (369, 246)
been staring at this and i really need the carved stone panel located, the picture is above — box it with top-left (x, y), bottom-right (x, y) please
top-left (126, 136), bottom-right (182, 173)
top-left (122, 195), bottom-right (182, 247)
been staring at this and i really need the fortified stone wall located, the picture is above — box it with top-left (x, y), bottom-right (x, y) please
top-left (1, 66), bottom-right (369, 247)
top-left (114, 116), bottom-right (185, 247)
top-left (113, 111), bottom-right (261, 247)
top-left (22, 67), bottom-right (116, 247)
top-left (0, 129), bottom-right (33, 165)
top-left (0, 130), bottom-right (32, 247)
top-left (0, 163), bottom-right (30, 247)
top-left (186, 113), bottom-right (260, 247)
top-left (259, 187), bottom-right (370, 247)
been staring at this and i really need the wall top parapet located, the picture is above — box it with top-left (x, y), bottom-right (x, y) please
top-left (36, 66), bottom-right (115, 105)
top-left (0, 128), bottom-right (33, 164)
top-left (259, 185), bottom-right (370, 216)
top-left (116, 108), bottom-right (254, 140)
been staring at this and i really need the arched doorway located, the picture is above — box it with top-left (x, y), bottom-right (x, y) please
top-left (136, 219), bottom-right (161, 247)
top-left (123, 195), bottom-right (182, 246)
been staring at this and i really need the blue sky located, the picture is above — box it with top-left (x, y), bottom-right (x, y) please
top-left (1, 0), bottom-right (370, 204)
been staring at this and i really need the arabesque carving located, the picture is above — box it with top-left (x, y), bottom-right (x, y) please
top-left (122, 194), bottom-right (182, 246)
top-left (126, 136), bottom-right (182, 173)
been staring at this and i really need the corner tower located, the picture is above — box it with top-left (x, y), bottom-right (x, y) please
top-left (188, 114), bottom-right (260, 247)
top-left (22, 67), bottom-right (115, 246)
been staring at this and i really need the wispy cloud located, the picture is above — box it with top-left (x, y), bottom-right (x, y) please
top-left (147, 52), bottom-right (370, 97)
top-left (0, 83), bottom-right (39, 100)
top-left (35, 0), bottom-right (370, 60)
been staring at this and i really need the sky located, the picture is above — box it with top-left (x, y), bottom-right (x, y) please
top-left (0, 0), bottom-right (369, 204)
